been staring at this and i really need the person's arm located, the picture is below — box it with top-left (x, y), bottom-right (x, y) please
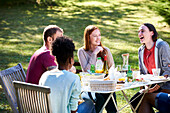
top-left (77, 48), bottom-right (96, 72)
top-left (138, 48), bottom-right (145, 75)
top-left (69, 66), bottom-right (76, 73)
top-left (70, 75), bottom-right (81, 112)
top-left (105, 47), bottom-right (115, 69)
top-left (47, 66), bottom-right (57, 71)
top-left (42, 52), bottom-right (57, 71)
top-left (148, 84), bottom-right (160, 93)
top-left (159, 42), bottom-right (170, 77)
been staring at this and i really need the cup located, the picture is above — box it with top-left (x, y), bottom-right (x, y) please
top-left (132, 71), bottom-right (140, 79)
top-left (152, 68), bottom-right (160, 76)
top-left (80, 72), bottom-right (91, 90)
top-left (81, 76), bottom-right (90, 90)
top-left (79, 72), bottom-right (86, 80)
top-left (116, 65), bottom-right (122, 71)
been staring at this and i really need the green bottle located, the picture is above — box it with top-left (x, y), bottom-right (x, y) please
top-left (90, 64), bottom-right (95, 73)
top-left (127, 65), bottom-right (132, 82)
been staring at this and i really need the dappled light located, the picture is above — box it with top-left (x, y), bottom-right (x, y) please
top-left (0, 0), bottom-right (169, 72)
top-left (0, 0), bottom-right (170, 112)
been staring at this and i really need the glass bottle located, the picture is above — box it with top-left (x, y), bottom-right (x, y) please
top-left (127, 65), bottom-right (132, 82)
top-left (95, 57), bottom-right (103, 73)
top-left (90, 64), bottom-right (95, 73)
top-left (102, 54), bottom-right (108, 77)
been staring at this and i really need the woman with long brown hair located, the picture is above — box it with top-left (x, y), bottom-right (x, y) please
top-left (78, 25), bottom-right (117, 113)
top-left (78, 25), bottom-right (114, 72)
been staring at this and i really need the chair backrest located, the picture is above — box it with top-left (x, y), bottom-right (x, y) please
top-left (13, 81), bottom-right (51, 113)
top-left (0, 63), bottom-right (26, 113)
top-left (74, 61), bottom-right (82, 73)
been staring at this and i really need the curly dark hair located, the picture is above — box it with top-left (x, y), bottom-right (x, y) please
top-left (51, 36), bottom-right (75, 65)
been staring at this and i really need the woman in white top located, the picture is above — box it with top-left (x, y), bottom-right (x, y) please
top-left (78, 25), bottom-right (117, 113)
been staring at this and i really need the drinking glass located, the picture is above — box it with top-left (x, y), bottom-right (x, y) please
top-left (80, 72), bottom-right (90, 90)
top-left (132, 71), bottom-right (140, 79)
top-left (152, 68), bottom-right (160, 76)
top-left (116, 65), bottom-right (122, 72)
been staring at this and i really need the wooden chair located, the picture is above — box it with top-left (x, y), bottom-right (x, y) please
top-left (0, 63), bottom-right (26, 113)
top-left (74, 61), bottom-right (82, 73)
top-left (13, 81), bottom-right (51, 113)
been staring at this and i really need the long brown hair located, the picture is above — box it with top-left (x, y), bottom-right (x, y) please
top-left (83, 25), bottom-right (107, 61)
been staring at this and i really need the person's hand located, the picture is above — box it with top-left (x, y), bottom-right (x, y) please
top-left (69, 66), bottom-right (76, 74)
top-left (141, 84), bottom-right (160, 93)
top-left (148, 84), bottom-right (160, 93)
top-left (164, 74), bottom-right (168, 78)
top-left (93, 46), bottom-right (103, 55)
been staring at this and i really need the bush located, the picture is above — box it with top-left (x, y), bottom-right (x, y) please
top-left (149, 0), bottom-right (170, 25)
top-left (0, 0), bottom-right (36, 6)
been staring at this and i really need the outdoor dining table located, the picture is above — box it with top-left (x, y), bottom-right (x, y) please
top-left (82, 78), bottom-right (170, 113)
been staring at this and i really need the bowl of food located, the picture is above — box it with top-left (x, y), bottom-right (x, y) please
top-left (117, 77), bottom-right (126, 84)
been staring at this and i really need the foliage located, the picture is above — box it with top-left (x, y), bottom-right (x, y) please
top-left (149, 0), bottom-right (170, 25)
top-left (0, 0), bottom-right (170, 112)
top-left (0, 0), bottom-right (36, 6)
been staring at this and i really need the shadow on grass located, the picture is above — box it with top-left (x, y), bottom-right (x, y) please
top-left (1, 1), bottom-right (169, 68)
top-left (0, 1), bottom-right (170, 111)
top-left (147, 0), bottom-right (170, 25)
top-left (0, 50), bottom-right (31, 71)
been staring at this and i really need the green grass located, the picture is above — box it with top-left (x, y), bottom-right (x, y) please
top-left (0, 0), bottom-right (169, 112)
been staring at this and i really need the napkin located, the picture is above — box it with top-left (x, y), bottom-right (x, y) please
top-left (108, 65), bottom-right (121, 81)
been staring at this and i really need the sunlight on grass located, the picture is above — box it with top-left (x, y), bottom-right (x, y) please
top-left (76, 1), bottom-right (111, 7)
top-left (0, 0), bottom-right (170, 112)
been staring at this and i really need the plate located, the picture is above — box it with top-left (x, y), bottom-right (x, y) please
top-left (151, 76), bottom-right (169, 81)
top-left (93, 73), bottom-right (106, 76)
top-left (151, 78), bottom-right (168, 81)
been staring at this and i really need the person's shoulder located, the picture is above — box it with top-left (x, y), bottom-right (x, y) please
top-left (104, 46), bottom-right (111, 51)
top-left (39, 71), bottom-right (50, 85)
top-left (78, 47), bottom-right (86, 55)
top-left (63, 70), bottom-right (80, 79)
top-left (34, 46), bottom-right (50, 57)
top-left (43, 69), bottom-right (63, 78)
top-left (38, 48), bottom-right (54, 59)
top-left (39, 70), bottom-right (63, 85)
top-left (78, 47), bottom-right (85, 51)
top-left (156, 39), bottom-right (169, 48)
top-left (138, 45), bottom-right (145, 51)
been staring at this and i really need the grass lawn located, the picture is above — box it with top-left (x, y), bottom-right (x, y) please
top-left (0, 0), bottom-right (169, 112)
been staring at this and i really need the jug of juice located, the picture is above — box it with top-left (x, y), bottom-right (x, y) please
top-left (95, 57), bottom-right (103, 73)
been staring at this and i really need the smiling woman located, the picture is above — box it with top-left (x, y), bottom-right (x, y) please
top-left (130, 23), bottom-right (170, 112)
top-left (137, 23), bottom-right (170, 76)
top-left (77, 25), bottom-right (117, 113)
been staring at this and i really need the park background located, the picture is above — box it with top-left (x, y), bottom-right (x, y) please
top-left (0, 0), bottom-right (169, 112)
